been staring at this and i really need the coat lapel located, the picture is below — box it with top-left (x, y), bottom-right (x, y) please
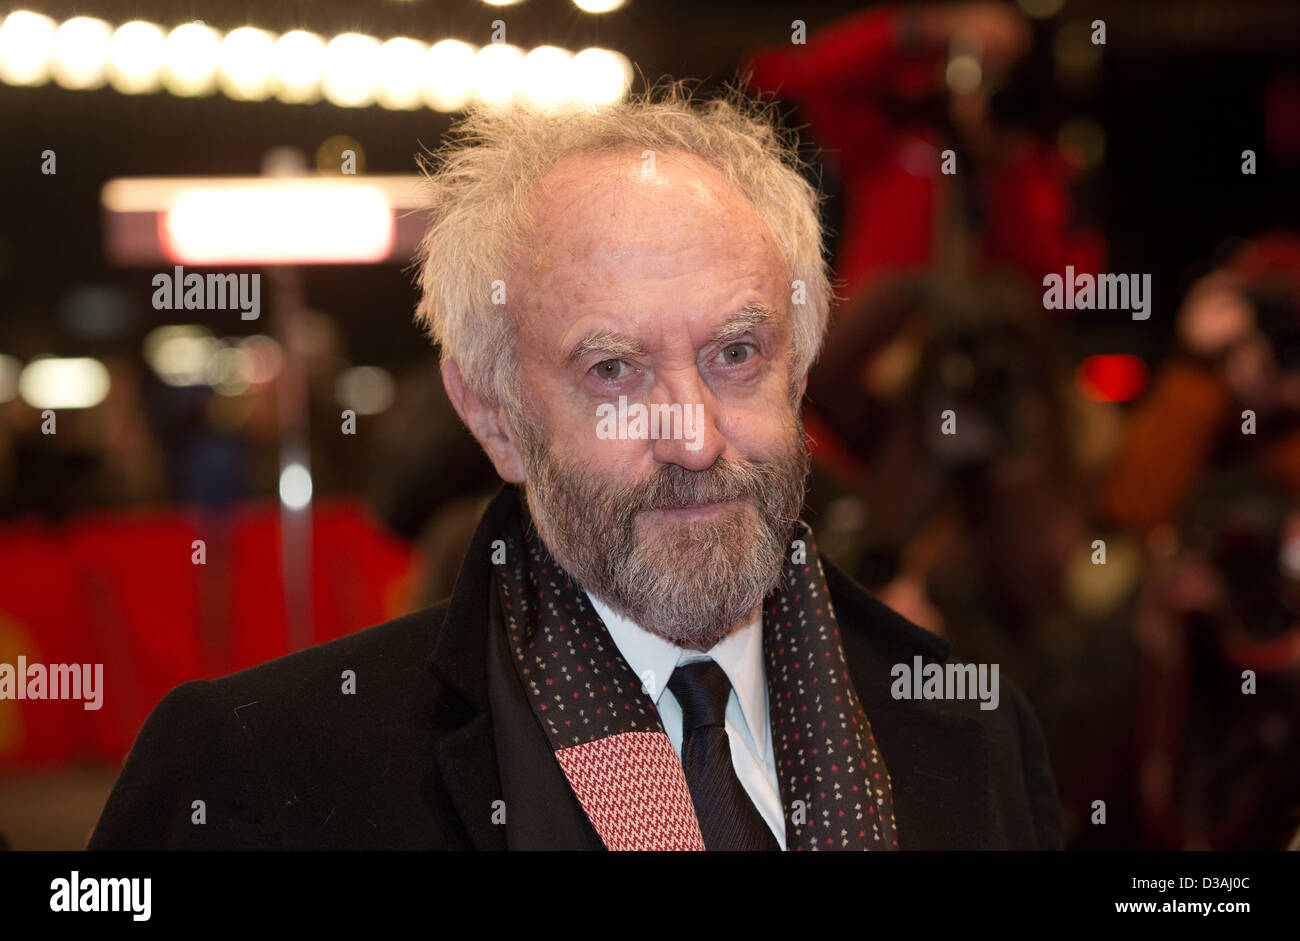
top-left (424, 486), bottom-right (522, 850)
top-left (824, 558), bottom-right (996, 849)
top-left (432, 712), bottom-right (505, 849)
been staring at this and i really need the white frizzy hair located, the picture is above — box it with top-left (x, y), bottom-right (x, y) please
top-left (411, 79), bottom-right (834, 410)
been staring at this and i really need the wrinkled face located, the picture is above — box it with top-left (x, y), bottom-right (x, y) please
top-left (506, 147), bottom-right (809, 650)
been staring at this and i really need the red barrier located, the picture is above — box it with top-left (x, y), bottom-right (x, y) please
top-left (0, 500), bottom-right (414, 770)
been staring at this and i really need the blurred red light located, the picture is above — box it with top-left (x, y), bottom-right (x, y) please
top-left (1076, 354), bottom-right (1149, 402)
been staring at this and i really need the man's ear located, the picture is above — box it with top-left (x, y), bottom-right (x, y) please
top-left (442, 357), bottom-right (527, 483)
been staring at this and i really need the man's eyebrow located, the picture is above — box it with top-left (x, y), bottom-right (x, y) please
top-left (707, 303), bottom-right (774, 346)
top-left (564, 332), bottom-right (649, 364)
top-left (563, 303), bottom-right (775, 364)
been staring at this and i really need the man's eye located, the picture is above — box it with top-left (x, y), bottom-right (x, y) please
top-left (716, 342), bottom-right (756, 365)
top-left (592, 359), bottom-right (628, 380)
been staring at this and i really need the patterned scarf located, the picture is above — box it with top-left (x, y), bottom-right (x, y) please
top-left (491, 494), bottom-right (899, 851)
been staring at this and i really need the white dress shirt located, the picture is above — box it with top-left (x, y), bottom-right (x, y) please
top-left (584, 591), bottom-right (787, 849)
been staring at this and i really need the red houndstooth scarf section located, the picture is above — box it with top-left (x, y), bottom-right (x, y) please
top-left (491, 494), bottom-right (899, 851)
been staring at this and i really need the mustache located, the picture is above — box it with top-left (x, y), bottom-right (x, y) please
top-left (623, 458), bottom-right (790, 513)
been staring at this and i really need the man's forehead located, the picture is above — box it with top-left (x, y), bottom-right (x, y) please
top-left (539, 145), bottom-right (723, 197)
top-left (526, 147), bottom-right (769, 249)
top-left (506, 146), bottom-right (790, 358)
top-left (516, 148), bottom-right (784, 290)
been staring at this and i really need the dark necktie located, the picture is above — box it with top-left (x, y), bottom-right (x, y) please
top-left (667, 660), bottom-right (781, 851)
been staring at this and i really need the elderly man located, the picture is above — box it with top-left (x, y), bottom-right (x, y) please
top-left (89, 84), bottom-right (1061, 851)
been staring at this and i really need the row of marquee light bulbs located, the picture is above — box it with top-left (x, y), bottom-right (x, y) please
top-left (0, 10), bottom-right (635, 110)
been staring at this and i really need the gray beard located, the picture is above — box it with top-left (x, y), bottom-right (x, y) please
top-left (513, 409), bottom-right (810, 651)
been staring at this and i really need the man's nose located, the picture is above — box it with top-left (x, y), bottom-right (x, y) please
top-left (648, 378), bottom-right (725, 471)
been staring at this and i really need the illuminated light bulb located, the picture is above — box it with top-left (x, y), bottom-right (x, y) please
top-left (162, 181), bottom-right (394, 265)
top-left (321, 32), bottom-right (380, 107)
top-left (375, 37), bottom-right (427, 110)
top-left (219, 26), bottom-right (275, 101)
top-left (52, 16), bottom-right (112, 90)
top-left (0, 10), bottom-right (57, 86)
top-left (570, 47), bottom-right (632, 105)
top-left (109, 20), bottom-right (165, 94)
top-left (422, 39), bottom-right (476, 112)
top-left (273, 29), bottom-right (325, 103)
top-left (521, 45), bottom-right (573, 109)
top-left (279, 463), bottom-right (313, 510)
top-left (471, 43), bottom-right (524, 105)
top-left (162, 21), bottom-right (221, 97)
top-left (18, 357), bottom-right (111, 409)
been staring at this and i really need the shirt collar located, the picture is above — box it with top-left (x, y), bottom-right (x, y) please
top-left (584, 591), bottom-right (767, 755)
